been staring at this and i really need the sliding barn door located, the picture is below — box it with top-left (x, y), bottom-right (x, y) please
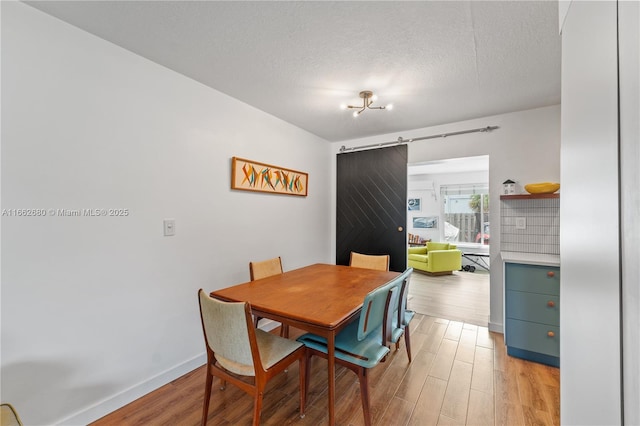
top-left (336, 145), bottom-right (407, 272)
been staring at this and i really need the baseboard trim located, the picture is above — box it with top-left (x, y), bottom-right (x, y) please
top-left (507, 346), bottom-right (559, 367)
top-left (488, 321), bottom-right (503, 333)
top-left (57, 353), bottom-right (207, 425)
top-left (55, 317), bottom-right (376, 424)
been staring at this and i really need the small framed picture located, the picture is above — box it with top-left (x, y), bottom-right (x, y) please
top-left (408, 198), bottom-right (421, 211)
top-left (413, 216), bottom-right (438, 229)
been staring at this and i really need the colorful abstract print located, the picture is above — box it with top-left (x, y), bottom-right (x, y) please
top-left (240, 161), bottom-right (306, 194)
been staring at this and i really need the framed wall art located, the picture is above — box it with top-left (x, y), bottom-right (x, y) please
top-left (231, 157), bottom-right (308, 196)
top-left (413, 216), bottom-right (438, 229)
top-left (408, 198), bottom-right (421, 211)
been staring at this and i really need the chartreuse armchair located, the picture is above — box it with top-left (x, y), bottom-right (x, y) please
top-left (408, 241), bottom-right (462, 275)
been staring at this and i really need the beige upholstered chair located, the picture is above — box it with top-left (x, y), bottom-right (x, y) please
top-left (1, 404), bottom-right (23, 426)
top-left (249, 256), bottom-right (283, 281)
top-left (198, 289), bottom-right (306, 426)
top-left (249, 256), bottom-right (289, 337)
top-left (349, 252), bottom-right (390, 271)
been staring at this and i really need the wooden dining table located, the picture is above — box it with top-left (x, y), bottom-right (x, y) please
top-left (210, 263), bottom-right (399, 425)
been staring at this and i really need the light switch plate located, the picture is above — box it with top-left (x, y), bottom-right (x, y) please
top-left (515, 217), bottom-right (526, 230)
top-left (163, 219), bottom-right (176, 236)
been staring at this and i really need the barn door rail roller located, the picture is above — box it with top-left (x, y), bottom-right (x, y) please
top-left (338, 126), bottom-right (499, 153)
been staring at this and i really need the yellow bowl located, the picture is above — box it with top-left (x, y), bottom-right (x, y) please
top-left (524, 182), bottom-right (560, 194)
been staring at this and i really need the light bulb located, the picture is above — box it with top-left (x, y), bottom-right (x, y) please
top-left (339, 104), bottom-right (347, 110)
top-left (386, 104), bottom-right (394, 110)
top-left (353, 111), bottom-right (359, 118)
top-left (371, 95), bottom-right (378, 102)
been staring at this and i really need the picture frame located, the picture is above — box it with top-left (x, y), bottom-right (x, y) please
top-left (408, 198), bottom-right (421, 211)
top-left (413, 216), bottom-right (438, 229)
top-left (231, 157), bottom-right (308, 196)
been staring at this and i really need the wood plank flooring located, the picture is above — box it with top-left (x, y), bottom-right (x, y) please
top-left (91, 315), bottom-right (559, 426)
top-left (408, 270), bottom-right (490, 327)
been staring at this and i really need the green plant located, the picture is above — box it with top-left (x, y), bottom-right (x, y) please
top-left (469, 194), bottom-right (489, 213)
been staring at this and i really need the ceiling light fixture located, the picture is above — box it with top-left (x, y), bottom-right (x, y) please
top-left (341, 90), bottom-right (393, 117)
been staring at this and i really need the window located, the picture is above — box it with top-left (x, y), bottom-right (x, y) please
top-left (440, 184), bottom-right (489, 245)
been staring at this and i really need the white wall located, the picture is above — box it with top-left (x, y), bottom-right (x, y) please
top-left (408, 170), bottom-right (489, 244)
top-left (407, 176), bottom-right (439, 242)
top-left (331, 105), bottom-right (561, 333)
top-left (560, 1), bottom-right (621, 424)
top-left (0, 3), bottom-right (331, 424)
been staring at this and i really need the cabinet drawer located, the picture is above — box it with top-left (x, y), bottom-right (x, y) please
top-left (506, 290), bottom-right (559, 325)
top-left (505, 263), bottom-right (559, 295)
top-left (506, 318), bottom-right (560, 357)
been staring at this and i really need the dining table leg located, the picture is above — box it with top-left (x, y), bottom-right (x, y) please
top-left (327, 332), bottom-right (336, 426)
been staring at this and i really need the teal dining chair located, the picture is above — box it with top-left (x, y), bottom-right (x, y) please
top-left (296, 276), bottom-right (401, 426)
top-left (389, 268), bottom-right (415, 362)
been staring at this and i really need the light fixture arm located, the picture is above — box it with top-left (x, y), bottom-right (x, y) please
top-left (347, 90), bottom-right (387, 116)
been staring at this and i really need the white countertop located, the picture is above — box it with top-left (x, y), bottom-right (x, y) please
top-left (500, 251), bottom-right (560, 267)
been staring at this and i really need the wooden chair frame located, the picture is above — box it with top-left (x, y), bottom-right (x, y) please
top-left (198, 289), bottom-right (306, 426)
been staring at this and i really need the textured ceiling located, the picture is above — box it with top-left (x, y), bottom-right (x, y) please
top-left (24, 1), bottom-right (561, 142)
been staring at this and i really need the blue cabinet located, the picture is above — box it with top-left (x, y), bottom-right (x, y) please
top-left (505, 262), bottom-right (560, 367)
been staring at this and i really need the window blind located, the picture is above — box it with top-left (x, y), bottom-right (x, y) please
top-left (440, 183), bottom-right (488, 196)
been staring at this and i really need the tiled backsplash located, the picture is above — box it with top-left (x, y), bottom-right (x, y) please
top-left (500, 197), bottom-right (560, 254)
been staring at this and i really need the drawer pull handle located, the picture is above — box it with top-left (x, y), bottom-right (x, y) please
top-left (547, 271), bottom-right (555, 278)
top-left (547, 300), bottom-right (555, 308)
top-left (547, 331), bottom-right (555, 338)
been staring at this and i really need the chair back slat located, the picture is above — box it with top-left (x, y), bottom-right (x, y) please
top-left (382, 286), bottom-right (398, 348)
top-left (397, 268), bottom-right (413, 326)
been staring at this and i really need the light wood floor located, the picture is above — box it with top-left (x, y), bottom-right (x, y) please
top-left (408, 270), bottom-right (490, 327)
top-left (91, 315), bottom-right (559, 426)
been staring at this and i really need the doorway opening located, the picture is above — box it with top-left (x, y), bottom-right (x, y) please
top-left (407, 155), bottom-right (490, 326)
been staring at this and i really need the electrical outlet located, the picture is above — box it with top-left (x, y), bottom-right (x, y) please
top-left (515, 217), bottom-right (526, 230)
top-left (163, 219), bottom-right (176, 236)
